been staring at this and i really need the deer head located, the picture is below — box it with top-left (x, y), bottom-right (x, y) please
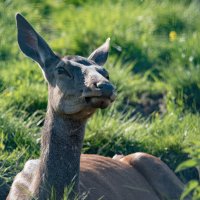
top-left (16, 14), bottom-right (116, 120)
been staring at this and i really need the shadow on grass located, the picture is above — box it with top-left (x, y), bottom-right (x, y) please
top-left (0, 178), bottom-right (9, 200)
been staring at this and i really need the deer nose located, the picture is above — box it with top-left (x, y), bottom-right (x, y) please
top-left (96, 82), bottom-right (116, 100)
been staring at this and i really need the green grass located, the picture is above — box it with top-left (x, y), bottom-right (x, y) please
top-left (0, 0), bottom-right (200, 199)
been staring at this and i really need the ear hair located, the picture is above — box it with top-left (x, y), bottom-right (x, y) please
top-left (88, 38), bottom-right (110, 66)
top-left (16, 13), bottom-right (58, 69)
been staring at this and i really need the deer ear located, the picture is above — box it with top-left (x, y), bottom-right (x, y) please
top-left (88, 38), bottom-right (110, 66)
top-left (16, 13), bottom-right (57, 68)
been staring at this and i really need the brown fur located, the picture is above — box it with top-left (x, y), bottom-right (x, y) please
top-left (7, 154), bottom-right (186, 200)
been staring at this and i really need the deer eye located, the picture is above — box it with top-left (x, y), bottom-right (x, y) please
top-left (56, 67), bottom-right (73, 78)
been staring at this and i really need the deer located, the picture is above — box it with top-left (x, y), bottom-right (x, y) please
top-left (6, 13), bottom-right (188, 200)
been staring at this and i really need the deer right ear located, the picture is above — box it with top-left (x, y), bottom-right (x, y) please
top-left (88, 38), bottom-right (110, 66)
top-left (16, 13), bottom-right (57, 69)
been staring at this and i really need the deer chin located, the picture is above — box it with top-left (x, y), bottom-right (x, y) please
top-left (66, 97), bottom-right (112, 120)
top-left (85, 96), bottom-right (112, 109)
top-left (68, 107), bottom-right (97, 120)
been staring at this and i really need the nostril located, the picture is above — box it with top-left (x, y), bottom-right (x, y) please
top-left (96, 82), bottom-right (102, 88)
top-left (97, 82), bottom-right (111, 88)
top-left (93, 82), bottom-right (98, 88)
top-left (96, 82), bottom-right (108, 89)
top-left (96, 82), bottom-right (115, 97)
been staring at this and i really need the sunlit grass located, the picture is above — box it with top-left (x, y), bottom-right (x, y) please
top-left (0, 0), bottom-right (200, 199)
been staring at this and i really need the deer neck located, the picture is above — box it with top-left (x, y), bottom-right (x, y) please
top-left (34, 104), bottom-right (86, 200)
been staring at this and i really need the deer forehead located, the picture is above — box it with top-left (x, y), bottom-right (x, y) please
top-left (61, 57), bottom-right (107, 79)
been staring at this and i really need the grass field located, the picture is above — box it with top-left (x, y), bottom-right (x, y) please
top-left (1, 0), bottom-right (200, 199)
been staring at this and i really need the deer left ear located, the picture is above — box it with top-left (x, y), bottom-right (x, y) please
top-left (88, 38), bottom-right (110, 66)
top-left (16, 13), bottom-right (58, 69)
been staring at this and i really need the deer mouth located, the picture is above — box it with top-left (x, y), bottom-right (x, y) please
top-left (82, 87), bottom-right (116, 109)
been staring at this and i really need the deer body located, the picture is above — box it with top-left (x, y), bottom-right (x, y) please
top-left (7, 154), bottom-right (184, 200)
top-left (7, 14), bottom-right (187, 200)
